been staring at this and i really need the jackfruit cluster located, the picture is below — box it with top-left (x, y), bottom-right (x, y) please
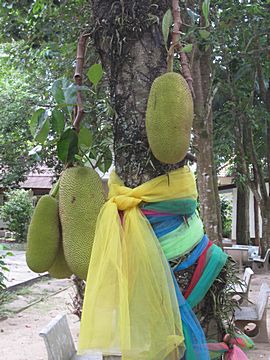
top-left (146, 72), bottom-right (194, 164)
top-left (59, 167), bottom-right (105, 280)
top-left (48, 241), bottom-right (72, 279)
top-left (26, 166), bottom-right (105, 281)
top-left (26, 195), bottom-right (60, 273)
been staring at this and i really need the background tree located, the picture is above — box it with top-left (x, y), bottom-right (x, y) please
top-left (0, 189), bottom-right (33, 242)
top-left (0, 0), bottom-right (91, 186)
top-left (213, 0), bottom-right (270, 254)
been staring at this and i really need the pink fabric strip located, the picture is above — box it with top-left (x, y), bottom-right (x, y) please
top-left (208, 343), bottom-right (248, 360)
top-left (225, 346), bottom-right (249, 360)
top-left (141, 209), bottom-right (174, 216)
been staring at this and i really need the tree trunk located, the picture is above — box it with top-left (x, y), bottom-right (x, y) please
top-left (260, 200), bottom-right (270, 256)
top-left (254, 195), bottom-right (260, 246)
top-left (192, 48), bottom-right (222, 245)
top-left (236, 185), bottom-right (250, 245)
top-left (90, 0), bottom-right (184, 188)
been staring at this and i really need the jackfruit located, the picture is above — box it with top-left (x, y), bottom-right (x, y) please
top-left (59, 166), bottom-right (105, 280)
top-left (48, 242), bottom-right (72, 279)
top-left (26, 195), bottom-right (60, 273)
top-left (146, 72), bottom-right (194, 164)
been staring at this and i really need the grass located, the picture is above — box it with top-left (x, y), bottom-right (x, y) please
top-left (0, 240), bottom-right (27, 251)
top-left (0, 290), bottom-right (15, 317)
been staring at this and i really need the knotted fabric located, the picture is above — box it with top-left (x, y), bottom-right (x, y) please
top-left (78, 166), bottom-right (197, 359)
top-left (208, 333), bottom-right (254, 359)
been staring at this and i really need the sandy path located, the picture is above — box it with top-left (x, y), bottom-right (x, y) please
top-left (0, 279), bottom-right (80, 360)
top-left (0, 276), bottom-right (269, 360)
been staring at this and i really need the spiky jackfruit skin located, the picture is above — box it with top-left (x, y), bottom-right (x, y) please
top-left (59, 167), bottom-right (105, 280)
top-left (26, 195), bottom-right (60, 273)
top-left (48, 242), bottom-right (72, 279)
top-left (146, 72), bottom-right (194, 164)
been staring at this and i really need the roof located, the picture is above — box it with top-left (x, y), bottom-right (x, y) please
top-left (20, 169), bottom-right (54, 190)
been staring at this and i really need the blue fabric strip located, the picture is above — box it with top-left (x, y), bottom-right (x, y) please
top-left (170, 269), bottom-right (210, 360)
top-left (146, 214), bottom-right (184, 238)
top-left (173, 235), bottom-right (209, 272)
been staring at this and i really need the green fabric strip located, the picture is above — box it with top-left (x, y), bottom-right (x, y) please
top-left (158, 212), bottom-right (204, 260)
top-left (141, 198), bottom-right (197, 215)
top-left (187, 245), bottom-right (228, 308)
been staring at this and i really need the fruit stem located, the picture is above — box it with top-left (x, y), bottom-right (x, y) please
top-left (167, 45), bottom-right (174, 72)
top-left (50, 179), bottom-right (60, 198)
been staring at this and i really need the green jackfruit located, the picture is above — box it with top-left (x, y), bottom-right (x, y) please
top-left (146, 72), bottom-right (194, 164)
top-left (26, 195), bottom-right (60, 273)
top-left (59, 166), bottom-right (105, 280)
top-left (48, 242), bottom-right (72, 279)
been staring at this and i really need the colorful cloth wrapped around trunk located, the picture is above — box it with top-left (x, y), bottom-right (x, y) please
top-left (141, 204), bottom-right (227, 359)
top-left (78, 166), bottom-right (248, 359)
top-left (79, 166), bottom-right (197, 359)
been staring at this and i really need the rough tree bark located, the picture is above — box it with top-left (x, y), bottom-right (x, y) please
top-left (183, 0), bottom-right (222, 245)
top-left (191, 47), bottom-right (222, 245)
top-left (90, 0), bottom-right (186, 189)
top-left (236, 184), bottom-right (250, 245)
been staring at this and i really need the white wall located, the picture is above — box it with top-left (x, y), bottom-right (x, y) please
top-left (220, 184), bottom-right (269, 240)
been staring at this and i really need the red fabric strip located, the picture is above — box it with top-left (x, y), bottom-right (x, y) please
top-left (184, 241), bottom-right (213, 298)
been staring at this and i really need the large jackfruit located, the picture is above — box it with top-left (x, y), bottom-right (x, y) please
top-left (59, 166), bottom-right (105, 280)
top-left (48, 242), bottom-right (72, 279)
top-left (26, 195), bottom-right (60, 273)
top-left (146, 72), bottom-right (194, 164)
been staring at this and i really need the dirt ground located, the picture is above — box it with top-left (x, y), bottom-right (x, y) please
top-left (0, 278), bottom-right (80, 360)
top-left (0, 276), bottom-right (269, 360)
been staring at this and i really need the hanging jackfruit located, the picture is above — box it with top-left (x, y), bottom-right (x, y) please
top-left (146, 72), bottom-right (194, 164)
top-left (48, 241), bottom-right (72, 279)
top-left (26, 195), bottom-right (60, 273)
top-left (59, 166), bottom-right (105, 280)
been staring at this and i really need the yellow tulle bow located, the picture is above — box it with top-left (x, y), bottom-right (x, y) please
top-left (78, 166), bottom-right (197, 360)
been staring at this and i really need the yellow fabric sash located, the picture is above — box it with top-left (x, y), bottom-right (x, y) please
top-left (78, 166), bottom-right (197, 360)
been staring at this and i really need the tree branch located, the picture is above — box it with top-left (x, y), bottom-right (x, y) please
top-left (233, 111), bottom-right (261, 204)
top-left (73, 32), bottom-right (90, 132)
top-left (256, 54), bottom-right (267, 102)
top-left (167, 0), bottom-right (195, 98)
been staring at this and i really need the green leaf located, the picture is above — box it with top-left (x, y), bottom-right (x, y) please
top-left (182, 44), bottom-right (193, 53)
top-left (52, 79), bottom-right (65, 106)
top-left (30, 109), bottom-right (44, 136)
top-left (78, 127), bottom-right (93, 148)
top-left (97, 148), bottom-right (113, 173)
top-left (30, 108), bottom-right (50, 144)
top-left (162, 9), bottom-right (173, 50)
top-left (199, 29), bottom-right (210, 40)
top-left (52, 78), bottom-right (77, 114)
top-left (5, 252), bottom-right (14, 257)
top-left (57, 128), bottom-right (79, 164)
top-left (63, 81), bottom-right (77, 114)
top-left (202, 0), bottom-right (210, 27)
top-left (87, 64), bottom-right (103, 88)
top-left (51, 109), bottom-right (65, 135)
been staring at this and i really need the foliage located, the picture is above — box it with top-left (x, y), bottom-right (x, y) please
top-left (0, 189), bottom-right (33, 242)
top-left (29, 66), bottom-right (113, 173)
top-left (213, 0), bottom-right (270, 175)
top-left (0, 43), bottom-right (38, 186)
top-left (220, 195), bottom-right (232, 238)
top-left (0, 0), bottom-right (93, 185)
top-left (199, 257), bottom-right (243, 338)
top-left (0, 244), bottom-right (13, 291)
